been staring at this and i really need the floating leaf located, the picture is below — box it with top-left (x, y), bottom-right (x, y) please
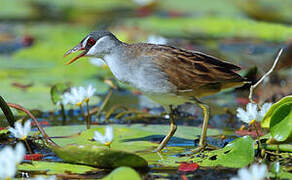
top-left (51, 144), bottom-right (148, 169)
top-left (261, 96), bottom-right (292, 128)
top-left (18, 161), bottom-right (98, 174)
top-left (125, 17), bottom-right (292, 42)
top-left (190, 136), bottom-right (254, 168)
top-left (269, 102), bottom-right (292, 142)
top-left (102, 167), bottom-right (142, 180)
top-left (41, 125), bottom-right (220, 167)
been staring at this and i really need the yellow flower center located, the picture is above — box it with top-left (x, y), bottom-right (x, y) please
top-left (249, 119), bottom-right (256, 125)
top-left (20, 136), bottom-right (27, 140)
top-left (105, 142), bottom-right (111, 147)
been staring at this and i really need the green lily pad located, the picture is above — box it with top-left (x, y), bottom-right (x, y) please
top-left (262, 96), bottom-right (292, 128)
top-left (51, 144), bottom-right (148, 169)
top-left (18, 161), bottom-right (98, 175)
top-left (102, 167), bottom-right (142, 180)
top-left (42, 125), bottom-right (220, 167)
top-left (190, 136), bottom-right (254, 168)
top-left (269, 102), bottom-right (292, 142)
top-left (125, 17), bottom-right (292, 42)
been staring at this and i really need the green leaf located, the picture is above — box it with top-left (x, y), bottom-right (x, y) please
top-left (18, 161), bottom-right (98, 174)
top-left (50, 83), bottom-right (70, 105)
top-left (41, 125), bottom-right (220, 167)
top-left (189, 136), bottom-right (255, 168)
top-left (269, 102), bottom-right (292, 142)
top-left (102, 167), bottom-right (142, 180)
top-left (262, 96), bottom-right (292, 128)
top-left (51, 144), bottom-right (148, 169)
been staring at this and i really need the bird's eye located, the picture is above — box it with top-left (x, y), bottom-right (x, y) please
top-left (87, 37), bottom-right (96, 47)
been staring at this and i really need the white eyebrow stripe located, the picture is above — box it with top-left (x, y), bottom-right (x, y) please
top-left (86, 36), bottom-right (107, 55)
top-left (82, 36), bottom-right (90, 47)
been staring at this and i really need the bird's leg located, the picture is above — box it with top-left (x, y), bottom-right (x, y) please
top-left (154, 105), bottom-right (177, 152)
top-left (192, 98), bottom-right (210, 153)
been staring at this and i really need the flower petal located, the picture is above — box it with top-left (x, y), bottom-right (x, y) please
top-left (237, 108), bottom-right (251, 124)
top-left (24, 120), bottom-right (31, 136)
top-left (15, 143), bottom-right (26, 164)
top-left (105, 126), bottom-right (113, 142)
top-left (94, 131), bottom-right (106, 144)
top-left (258, 103), bottom-right (272, 121)
top-left (246, 103), bottom-right (258, 120)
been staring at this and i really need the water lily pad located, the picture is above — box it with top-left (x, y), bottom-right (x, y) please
top-left (190, 136), bottom-right (254, 168)
top-left (269, 102), bottom-right (292, 142)
top-left (51, 144), bottom-right (148, 169)
top-left (42, 125), bottom-right (220, 167)
top-left (102, 167), bottom-right (142, 180)
top-left (18, 161), bottom-right (98, 174)
top-left (261, 96), bottom-right (292, 128)
top-left (125, 17), bottom-right (292, 42)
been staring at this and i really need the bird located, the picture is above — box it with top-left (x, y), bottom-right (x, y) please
top-left (64, 30), bottom-right (246, 152)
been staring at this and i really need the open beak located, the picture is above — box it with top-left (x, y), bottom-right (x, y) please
top-left (64, 43), bottom-right (87, 65)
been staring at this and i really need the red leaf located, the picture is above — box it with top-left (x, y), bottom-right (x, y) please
top-left (236, 129), bottom-right (264, 138)
top-left (24, 154), bottom-right (43, 160)
top-left (178, 162), bottom-right (199, 172)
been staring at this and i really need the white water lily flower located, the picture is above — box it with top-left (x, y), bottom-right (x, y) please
top-left (231, 164), bottom-right (267, 180)
top-left (147, 35), bottom-right (167, 45)
top-left (60, 85), bottom-right (96, 106)
top-left (94, 126), bottom-right (113, 146)
top-left (236, 103), bottom-right (272, 124)
top-left (8, 120), bottom-right (31, 140)
top-left (0, 143), bottom-right (26, 179)
top-left (0, 156), bottom-right (16, 179)
top-left (237, 103), bottom-right (258, 124)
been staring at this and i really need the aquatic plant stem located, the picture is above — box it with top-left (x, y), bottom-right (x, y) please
top-left (78, 104), bottom-right (89, 129)
top-left (252, 123), bottom-right (263, 152)
top-left (85, 100), bottom-right (91, 128)
top-left (96, 88), bottom-right (113, 121)
top-left (249, 49), bottom-right (283, 103)
top-left (24, 139), bottom-right (34, 163)
top-left (60, 103), bottom-right (66, 125)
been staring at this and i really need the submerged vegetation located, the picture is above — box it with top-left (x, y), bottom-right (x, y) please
top-left (0, 0), bottom-right (291, 179)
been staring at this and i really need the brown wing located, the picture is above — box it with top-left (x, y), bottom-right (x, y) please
top-left (145, 44), bottom-right (245, 97)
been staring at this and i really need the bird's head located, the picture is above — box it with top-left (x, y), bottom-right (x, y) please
top-left (64, 31), bottom-right (119, 65)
